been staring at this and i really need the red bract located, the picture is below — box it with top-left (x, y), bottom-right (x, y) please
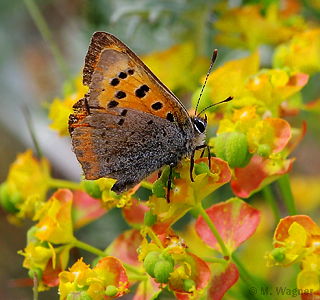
top-left (231, 155), bottom-right (294, 198)
top-left (122, 198), bottom-right (149, 228)
top-left (207, 261), bottom-right (239, 300)
top-left (282, 121), bottom-right (307, 158)
top-left (72, 190), bottom-right (107, 229)
top-left (274, 215), bottom-right (320, 248)
top-left (93, 257), bottom-right (129, 298)
top-left (263, 118), bottom-right (291, 153)
top-left (232, 121), bottom-right (306, 198)
top-left (172, 253), bottom-right (211, 298)
top-left (301, 294), bottom-right (320, 300)
top-left (42, 245), bottom-right (71, 287)
top-left (107, 229), bottom-right (143, 268)
top-left (195, 198), bottom-right (261, 253)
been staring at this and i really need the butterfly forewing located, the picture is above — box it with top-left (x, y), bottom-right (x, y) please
top-left (82, 32), bottom-right (192, 130)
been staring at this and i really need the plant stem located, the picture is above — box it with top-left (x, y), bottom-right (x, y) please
top-left (128, 275), bottom-right (148, 281)
top-left (48, 178), bottom-right (83, 191)
top-left (74, 239), bottom-right (107, 257)
top-left (262, 185), bottom-right (280, 224)
top-left (201, 257), bottom-right (227, 264)
top-left (23, 0), bottom-right (71, 81)
top-left (277, 174), bottom-right (297, 216)
top-left (140, 180), bottom-right (153, 191)
top-left (33, 272), bottom-right (38, 300)
top-left (195, 203), bottom-right (229, 257)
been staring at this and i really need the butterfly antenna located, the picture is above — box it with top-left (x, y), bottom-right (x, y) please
top-left (197, 96), bottom-right (233, 117)
top-left (194, 49), bottom-right (218, 115)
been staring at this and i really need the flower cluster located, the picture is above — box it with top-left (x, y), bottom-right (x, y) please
top-left (267, 215), bottom-right (320, 297)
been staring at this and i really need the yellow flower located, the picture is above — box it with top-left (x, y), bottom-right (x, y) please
top-left (5, 150), bottom-right (51, 221)
top-left (49, 75), bottom-right (88, 136)
top-left (59, 257), bottom-right (129, 300)
top-left (273, 29), bottom-right (320, 75)
top-left (19, 242), bottom-right (53, 271)
top-left (207, 51), bottom-right (260, 105)
top-left (33, 189), bottom-right (74, 244)
top-left (246, 69), bottom-right (308, 113)
top-left (142, 42), bottom-right (209, 92)
top-left (215, 4), bottom-right (304, 50)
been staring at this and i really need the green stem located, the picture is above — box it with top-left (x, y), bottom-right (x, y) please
top-left (195, 203), bottom-right (229, 257)
top-left (74, 239), bottom-right (107, 257)
top-left (201, 257), bottom-right (226, 264)
top-left (261, 185), bottom-right (281, 224)
top-left (140, 180), bottom-right (153, 191)
top-left (33, 272), bottom-right (38, 300)
top-left (23, 0), bottom-right (71, 81)
top-left (128, 275), bottom-right (148, 281)
top-left (277, 174), bottom-right (297, 216)
top-left (73, 239), bottom-right (142, 275)
top-left (232, 254), bottom-right (271, 300)
top-left (48, 178), bottom-right (84, 191)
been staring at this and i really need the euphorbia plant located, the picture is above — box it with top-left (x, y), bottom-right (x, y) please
top-left (2, 0), bottom-right (320, 299)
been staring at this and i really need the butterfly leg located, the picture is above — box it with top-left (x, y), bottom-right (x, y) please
top-left (190, 150), bottom-right (195, 182)
top-left (206, 144), bottom-right (211, 169)
top-left (200, 148), bottom-right (206, 158)
top-left (158, 170), bottom-right (162, 179)
top-left (166, 163), bottom-right (174, 203)
top-left (190, 144), bottom-right (210, 182)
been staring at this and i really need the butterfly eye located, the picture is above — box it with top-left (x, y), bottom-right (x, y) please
top-left (193, 117), bottom-right (207, 134)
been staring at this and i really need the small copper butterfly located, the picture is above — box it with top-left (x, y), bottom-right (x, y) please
top-left (68, 32), bottom-right (230, 199)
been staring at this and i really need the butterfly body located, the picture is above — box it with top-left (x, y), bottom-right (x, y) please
top-left (69, 32), bottom-right (207, 193)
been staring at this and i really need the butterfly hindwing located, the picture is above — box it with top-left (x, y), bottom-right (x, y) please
top-left (70, 106), bottom-right (187, 193)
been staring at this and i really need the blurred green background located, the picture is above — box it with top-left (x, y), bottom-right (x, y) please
top-left (1, 0), bottom-right (320, 299)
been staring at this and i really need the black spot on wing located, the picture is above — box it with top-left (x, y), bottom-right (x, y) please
top-left (110, 78), bottom-right (120, 86)
top-left (108, 100), bottom-right (119, 108)
top-left (151, 102), bottom-right (163, 110)
top-left (166, 112), bottom-right (174, 122)
top-left (118, 71), bottom-right (127, 79)
top-left (115, 91), bottom-right (126, 99)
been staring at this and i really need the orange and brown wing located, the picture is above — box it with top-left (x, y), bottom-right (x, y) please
top-left (80, 31), bottom-right (192, 130)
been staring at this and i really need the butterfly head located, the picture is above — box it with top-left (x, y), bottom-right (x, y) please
top-left (191, 114), bottom-right (207, 147)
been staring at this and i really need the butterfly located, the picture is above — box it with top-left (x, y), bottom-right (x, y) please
top-left (68, 32), bottom-right (230, 200)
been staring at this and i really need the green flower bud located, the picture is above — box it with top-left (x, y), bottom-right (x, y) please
top-left (66, 291), bottom-right (92, 300)
top-left (0, 182), bottom-right (22, 213)
top-left (194, 162), bottom-right (210, 175)
top-left (28, 267), bottom-right (43, 281)
top-left (237, 149), bottom-right (253, 168)
top-left (79, 291), bottom-right (92, 300)
top-left (257, 144), bottom-right (271, 157)
top-left (82, 180), bottom-right (102, 199)
top-left (271, 248), bottom-right (286, 262)
top-left (225, 131), bottom-right (249, 168)
top-left (144, 251), bottom-right (161, 277)
top-left (183, 278), bottom-right (196, 292)
top-left (154, 259), bottom-right (174, 283)
top-left (105, 285), bottom-right (118, 297)
top-left (144, 211), bottom-right (157, 226)
top-left (213, 132), bottom-right (229, 162)
top-left (152, 179), bottom-right (166, 198)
